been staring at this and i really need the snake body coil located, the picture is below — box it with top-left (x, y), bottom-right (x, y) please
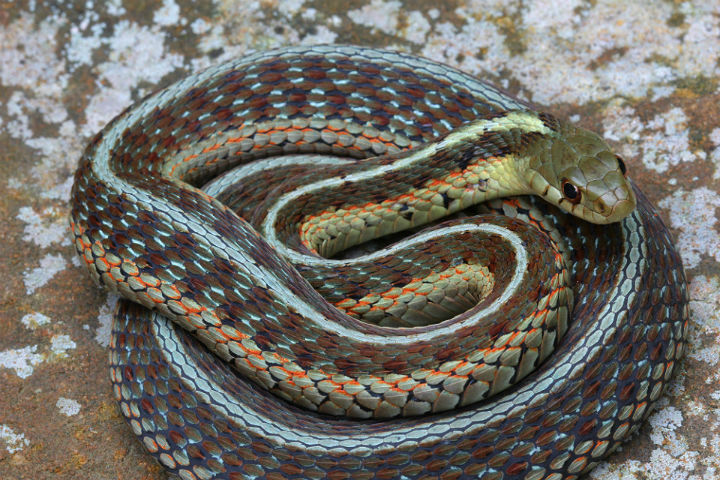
top-left (70, 46), bottom-right (688, 479)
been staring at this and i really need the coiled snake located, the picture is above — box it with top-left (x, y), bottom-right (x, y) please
top-left (70, 46), bottom-right (689, 479)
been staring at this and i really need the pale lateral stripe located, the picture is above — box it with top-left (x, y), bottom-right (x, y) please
top-left (202, 155), bottom-right (354, 197)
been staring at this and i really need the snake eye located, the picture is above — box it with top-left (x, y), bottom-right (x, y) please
top-left (562, 180), bottom-right (582, 204)
top-left (615, 154), bottom-right (627, 176)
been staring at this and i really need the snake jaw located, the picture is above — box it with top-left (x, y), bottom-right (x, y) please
top-left (519, 116), bottom-right (637, 224)
top-left (570, 159), bottom-right (637, 224)
top-left (530, 171), bottom-right (637, 224)
top-left (587, 180), bottom-right (637, 224)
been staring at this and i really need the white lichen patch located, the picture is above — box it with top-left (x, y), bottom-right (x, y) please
top-left (684, 400), bottom-right (706, 418)
top-left (189, 2), bottom-right (302, 71)
top-left (659, 188), bottom-right (720, 270)
top-left (0, 15), bottom-right (85, 198)
top-left (70, 254), bottom-right (83, 268)
top-left (688, 275), bottom-right (720, 335)
top-left (301, 8), bottom-right (318, 21)
top-left (67, 22), bottom-right (105, 66)
top-left (590, 406), bottom-right (701, 479)
top-left (678, 3), bottom-right (720, 78)
top-left (17, 206), bottom-right (70, 248)
top-left (591, 449), bottom-right (701, 480)
top-left (603, 105), bottom-right (699, 174)
top-left (81, 21), bottom-right (185, 136)
top-left (709, 128), bottom-right (720, 180)
top-left (421, 12), bottom-right (508, 87)
top-left (348, 0), bottom-right (402, 35)
top-left (686, 275), bottom-right (720, 385)
top-left (649, 407), bottom-right (686, 454)
top-left (646, 448), bottom-right (700, 480)
top-left (50, 335), bottom-right (76, 358)
top-left (689, 344), bottom-right (720, 366)
top-left (153, 0), bottom-right (182, 27)
top-left (95, 294), bottom-right (119, 348)
top-left (40, 175), bottom-right (74, 202)
top-left (23, 253), bottom-right (67, 295)
top-left (190, 17), bottom-right (212, 35)
top-left (0, 13), bottom-right (68, 96)
top-left (56, 397), bottom-right (81, 416)
top-left (105, 0), bottom-right (126, 17)
top-left (20, 312), bottom-right (51, 330)
top-left (421, 1), bottom-right (720, 106)
top-left (602, 104), bottom-right (644, 156)
top-left (640, 108), bottom-right (698, 173)
top-left (664, 372), bottom-right (687, 400)
top-left (603, 105), bottom-right (705, 173)
top-left (401, 11), bottom-right (432, 45)
top-left (0, 346), bottom-right (43, 379)
top-left (0, 425), bottom-right (30, 454)
top-left (300, 26), bottom-right (338, 45)
top-left (278, 0), bottom-right (307, 17)
top-left (588, 461), bottom-right (643, 480)
top-left (0, 335), bottom-right (76, 378)
top-left (0, 1), bottom-right (184, 222)
top-left (5, 90), bottom-right (69, 140)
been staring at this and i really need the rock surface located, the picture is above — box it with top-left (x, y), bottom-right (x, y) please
top-left (1, 1), bottom-right (718, 479)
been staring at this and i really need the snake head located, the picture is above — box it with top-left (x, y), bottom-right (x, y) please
top-left (520, 113), bottom-right (636, 224)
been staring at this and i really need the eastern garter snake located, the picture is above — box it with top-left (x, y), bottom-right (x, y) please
top-left (70, 46), bottom-right (689, 479)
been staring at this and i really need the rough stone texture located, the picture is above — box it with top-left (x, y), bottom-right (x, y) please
top-left (0, 0), bottom-right (717, 479)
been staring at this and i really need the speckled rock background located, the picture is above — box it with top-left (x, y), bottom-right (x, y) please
top-left (1, 1), bottom-right (718, 479)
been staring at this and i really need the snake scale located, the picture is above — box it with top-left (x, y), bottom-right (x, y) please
top-left (70, 46), bottom-right (689, 480)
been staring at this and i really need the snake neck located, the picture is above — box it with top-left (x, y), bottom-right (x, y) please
top-left (267, 111), bottom-right (553, 259)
